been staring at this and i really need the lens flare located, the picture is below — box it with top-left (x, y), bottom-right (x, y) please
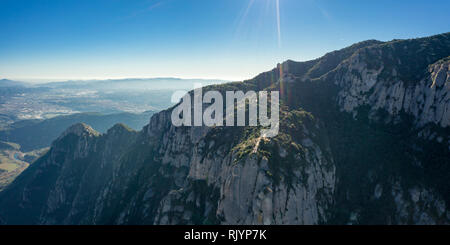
top-left (234, 0), bottom-right (282, 49)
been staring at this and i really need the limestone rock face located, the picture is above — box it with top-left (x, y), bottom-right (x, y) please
top-left (150, 117), bottom-right (335, 225)
top-left (119, 107), bottom-right (335, 225)
top-left (335, 54), bottom-right (450, 129)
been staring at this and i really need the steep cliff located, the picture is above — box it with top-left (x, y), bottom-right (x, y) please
top-left (0, 32), bottom-right (449, 225)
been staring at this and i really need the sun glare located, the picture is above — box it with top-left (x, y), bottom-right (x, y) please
top-left (276, 0), bottom-right (281, 48)
top-left (235, 0), bottom-right (282, 48)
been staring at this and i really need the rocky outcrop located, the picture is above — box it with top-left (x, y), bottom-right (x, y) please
top-left (329, 35), bottom-right (450, 130)
top-left (92, 105), bottom-right (336, 225)
top-left (335, 54), bottom-right (450, 129)
top-left (149, 111), bottom-right (335, 225)
top-left (0, 123), bottom-right (138, 224)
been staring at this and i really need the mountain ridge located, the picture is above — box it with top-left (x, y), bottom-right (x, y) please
top-left (0, 32), bottom-right (449, 225)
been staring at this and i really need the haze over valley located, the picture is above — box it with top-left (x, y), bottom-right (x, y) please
top-left (0, 77), bottom-right (225, 189)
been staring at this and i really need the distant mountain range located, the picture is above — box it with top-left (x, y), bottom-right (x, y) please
top-left (0, 77), bottom-right (227, 128)
top-left (0, 32), bottom-right (449, 225)
top-left (0, 79), bottom-right (27, 87)
top-left (1, 77), bottom-right (228, 89)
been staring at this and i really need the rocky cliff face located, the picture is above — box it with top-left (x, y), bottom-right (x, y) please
top-left (0, 123), bottom-right (138, 224)
top-left (334, 44), bottom-right (450, 129)
top-left (0, 33), bottom-right (449, 225)
top-left (146, 108), bottom-right (335, 225)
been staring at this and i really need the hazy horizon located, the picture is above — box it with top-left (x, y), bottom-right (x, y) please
top-left (1, 76), bottom-right (232, 84)
top-left (1, 0), bottom-right (449, 82)
top-left (3, 32), bottom-right (448, 84)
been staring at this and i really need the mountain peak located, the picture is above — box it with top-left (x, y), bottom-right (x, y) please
top-left (0, 79), bottom-right (25, 87)
top-left (106, 123), bottom-right (135, 135)
top-left (58, 123), bottom-right (99, 139)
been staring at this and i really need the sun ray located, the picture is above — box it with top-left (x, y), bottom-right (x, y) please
top-left (276, 0), bottom-right (281, 48)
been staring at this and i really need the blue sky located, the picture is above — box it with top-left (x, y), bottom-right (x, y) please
top-left (1, 0), bottom-right (449, 82)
